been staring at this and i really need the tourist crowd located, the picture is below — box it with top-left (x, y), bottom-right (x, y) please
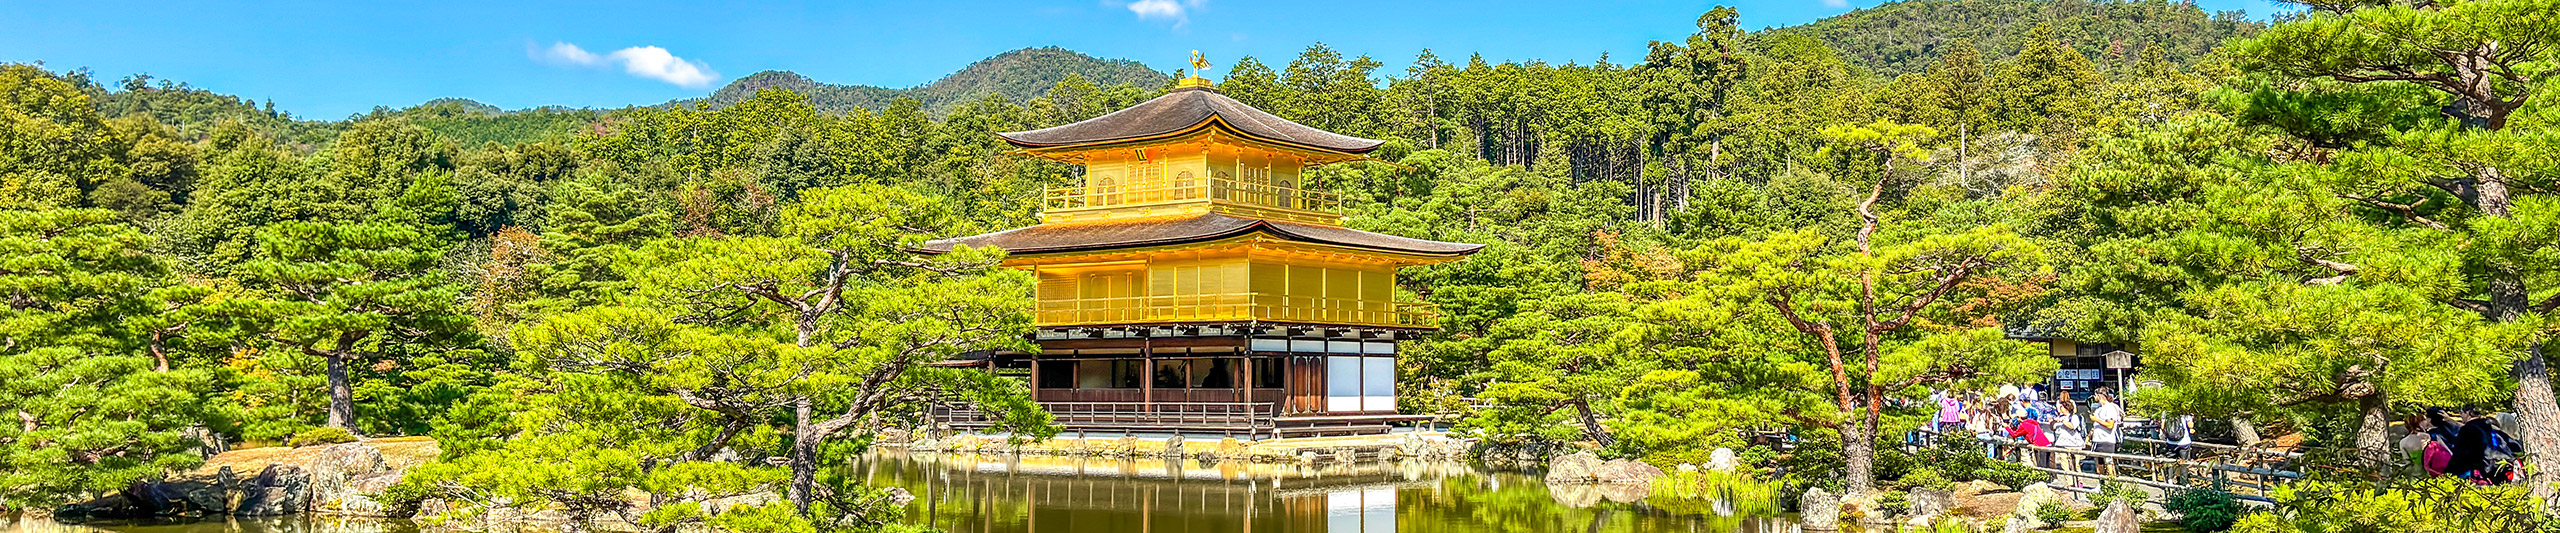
top-left (2403, 407), bottom-right (2525, 484)
top-left (1926, 384), bottom-right (2143, 490)
top-left (1925, 385), bottom-right (2529, 487)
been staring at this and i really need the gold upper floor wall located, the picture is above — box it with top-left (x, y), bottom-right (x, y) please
top-left (1035, 132), bottom-right (1353, 226)
top-left (1015, 238), bottom-right (1440, 329)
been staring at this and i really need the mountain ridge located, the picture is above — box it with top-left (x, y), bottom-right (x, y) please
top-left (686, 46), bottom-right (1168, 115)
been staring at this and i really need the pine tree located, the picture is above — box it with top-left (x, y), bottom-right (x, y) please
top-left (0, 209), bottom-right (213, 507)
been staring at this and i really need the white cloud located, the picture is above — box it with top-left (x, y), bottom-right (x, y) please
top-left (1123, 0), bottom-right (1205, 25)
top-left (539, 42), bottom-right (604, 66)
top-left (607, 46), bottom-right (720, 88)
top-left (1128, 0), bottom-right (1184, 19)
top-left (1822, 0), bottom-right (1850, 7)
top-left (532, 41), bottom-right (722, 88)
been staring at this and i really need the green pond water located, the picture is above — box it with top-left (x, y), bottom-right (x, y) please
top-left (16, 449), bottom-right (1798, 533)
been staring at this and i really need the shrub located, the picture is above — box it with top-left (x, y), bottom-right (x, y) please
top-left (1899, 467), bottom-right (1951, 492)
top-left (2258, 478), bottom-right (2550, 533)
top-left (287, 426), bottom-right (357, 447)
top-left (2034, 500), bottom-right (2076, 525)
top-left (1876, 490), bottom-right (1909, 516)
top-left (1738, 444), bottom-right (1779, 467)
top-left (2093, 480), bottom-right (2146, 508)
top-left (1971, 460), bottom-right (2051, 489)
top-left (2164, 487), bottom-right (2244, 532)
top-left (2229, 513), bottom-right (2296, 533)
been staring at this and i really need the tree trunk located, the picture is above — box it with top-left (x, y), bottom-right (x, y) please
top-left (2474, 168), bottom-right (2560, 505)
top-left (325, 353), bottom-right (356, 434)
top-left (2512, 344), bottom-right (2560, 504)
top-left (788, 395), bottom-right (819, 513)
top-left (1574, 400), bottom-right (1616, 449)
top-left (1841, 417), bottom-right (1874, 494)
top-left (2353, 392), bottom-right (2392, 471)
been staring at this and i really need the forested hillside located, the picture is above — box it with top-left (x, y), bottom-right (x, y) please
top-left (693, 46), bottom-right (1168, 114)
top-left (1776, 0), bottom-right (2261, 76)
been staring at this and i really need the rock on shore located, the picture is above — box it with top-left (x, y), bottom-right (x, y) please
top-left (57, 437), bottom-right (439, 519)
top-left (1541, 452), bottom-right (1665, 485)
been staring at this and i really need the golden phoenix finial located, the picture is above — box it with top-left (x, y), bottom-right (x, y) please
top-left (1190, 50), bottom-right (1211, 73)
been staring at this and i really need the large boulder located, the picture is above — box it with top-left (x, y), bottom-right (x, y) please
top-left (61, 438), bottom-right (437, 519)
top-left (1543, 452), bottom-right (1605, 484)
top-left (2095, 500), bottom-right (2139, 533)
top-left (304, 443), bottom-right (395, 516)
top-left (2012, 483), bottom-right (2059, 518)
top-left (1800, 488), bottom-right (1841, 531)
top-left (2005, 483), bottom-right (2061, 530)
top-left (1706, 448), bottom-right (1740, 473)
top-left (1909, 487), bottom-right (1955, 519)
top-left (1594, 459), bottom-right (1665, 485)
top-left (236, 464), bottom-right (312, 516)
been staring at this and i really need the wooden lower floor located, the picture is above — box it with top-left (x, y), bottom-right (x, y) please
top-left (939, 330), bottom-right (1423, 437)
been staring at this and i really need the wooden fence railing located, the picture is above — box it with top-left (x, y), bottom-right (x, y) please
top-left (1916, 428), bottom-right (2304, 503)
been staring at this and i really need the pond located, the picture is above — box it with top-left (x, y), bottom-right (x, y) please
top-left (860, 449), bottom-right (1799, 533)
top-left (15, 450), bottom-right (1800, 533)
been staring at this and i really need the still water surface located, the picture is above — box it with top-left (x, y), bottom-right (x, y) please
top-left (16, 450), bottom-right (1800, 533)
top-left (860, 449), bottom-right (1800, 532)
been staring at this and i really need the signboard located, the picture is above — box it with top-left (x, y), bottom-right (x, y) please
top-left (2056, 369), bottom-right (2105, 381)
top-left (2104, 350), bottom-right (2135, 369)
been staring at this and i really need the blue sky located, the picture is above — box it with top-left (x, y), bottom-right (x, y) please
top-left (2, 0), bottom-right (2290, 119)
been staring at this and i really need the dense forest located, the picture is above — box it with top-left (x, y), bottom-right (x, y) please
top-left (4, 0), bottom-right (2557, 530)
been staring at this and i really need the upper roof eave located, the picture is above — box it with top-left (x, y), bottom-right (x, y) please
top-left (994, 86), bottom-right (1386, 154)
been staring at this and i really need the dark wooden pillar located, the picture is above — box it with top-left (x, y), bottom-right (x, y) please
top-left (1141, 337), bottom-right (1154, 412)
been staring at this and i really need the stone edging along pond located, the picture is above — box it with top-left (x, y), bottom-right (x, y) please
top-left (880, 429), bottom-right (1475, 464)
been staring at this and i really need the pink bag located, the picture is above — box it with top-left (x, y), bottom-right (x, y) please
top-left (2424, 440), bottom-right (2452, 475)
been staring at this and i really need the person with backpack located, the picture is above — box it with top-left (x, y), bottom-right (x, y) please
top-left (2165, 413), bottom-right (2196, 461)
top-left (2049, 400), bottom-right (2091, 490)
top-left (2448, 409), bottom-right (2498, 482)
top-left (2474, 416), bottom-right (2522, 484)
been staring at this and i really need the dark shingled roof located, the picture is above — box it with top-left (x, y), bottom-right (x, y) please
top-left (995, 86), bottom-right (1387, 154)
top-left (920, 212), bottom-right (1482, 256)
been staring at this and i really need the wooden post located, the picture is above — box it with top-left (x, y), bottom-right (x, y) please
top-left (1142, 337), bottom-right (1154, 414)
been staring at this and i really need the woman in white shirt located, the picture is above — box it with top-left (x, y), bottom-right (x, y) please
top-left (2048, 400), bottom-right (2090, 489)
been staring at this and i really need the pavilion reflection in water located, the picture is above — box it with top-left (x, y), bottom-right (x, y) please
top-left (861, 450), bottom-right (1803, 533)
top-left (865, 450), bottom-right (1436, 533)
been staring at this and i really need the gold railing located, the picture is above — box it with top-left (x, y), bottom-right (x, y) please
top-left (1036, 293), bottom-right (1440, 328)
top-left (1043, 177), bottom-right (1343, 215)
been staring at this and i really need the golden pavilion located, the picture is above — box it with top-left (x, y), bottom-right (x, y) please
top-left (919, 55), bottom-right (1480, 438)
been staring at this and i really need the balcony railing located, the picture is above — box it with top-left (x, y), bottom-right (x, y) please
top-left (1035, 292), bottom-right (1440, 329)
top-left (1044, 177), bottom-right (1343, 215)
